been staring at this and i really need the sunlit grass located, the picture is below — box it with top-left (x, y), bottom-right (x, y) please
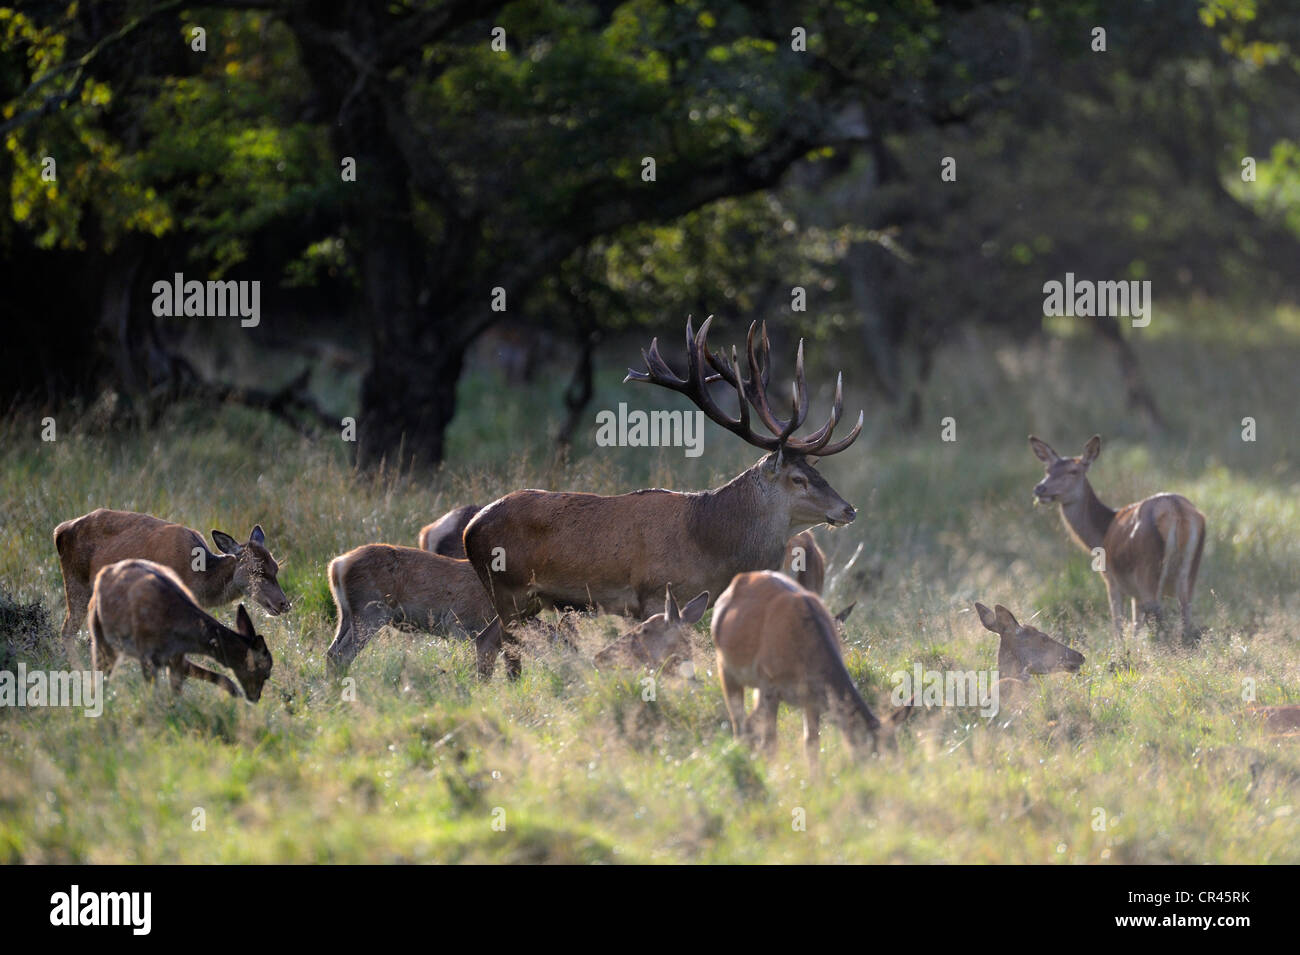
top-left (1, 309), bottom-right (1298, 862)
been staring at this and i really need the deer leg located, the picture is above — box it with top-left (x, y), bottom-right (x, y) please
top-left (1104, 577), bottom-right (1127, 649)
top-left (60, 579), bottom-right (90, 668)
top-left (173, 657), bottom-right (239, 697)
top-left (475, 618), bottom-right (505, 679)
top-left (802, 708), bottom-right (821, 769)
top-left (747, 690), bottom-right (780, 752)
top-left (87, 603), bottom-right (117, 677)
top-left (719, 665), bottom-right (746, 739)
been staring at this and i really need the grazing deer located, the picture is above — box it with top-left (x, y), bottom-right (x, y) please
top-left (418, 504), bottom-right (482, 558)
top-left (54, 508), bottom-right (288, 662)
top-left (592, 586), bottom-right (709, 672)
top-left (1029, 435), bottom-right (1206, 643)
top-left (711, 571), bottom-right (911, 767)
top-left (466, 318), bottom-right (863, 679)
top-left (973, 603), bottom-right (1084, 686)
top-left (87, 559), bottom-right (273, 700)
top-left (326, 544), bottom-right (495, 672)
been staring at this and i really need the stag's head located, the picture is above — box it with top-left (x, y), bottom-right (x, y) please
top-left (1029, 435), bottom-right (1101, 507)
top-left (626, 317), bottom-right (863, 531)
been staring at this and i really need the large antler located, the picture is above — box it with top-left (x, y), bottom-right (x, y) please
top-left (624, 317), bottom-right (863, 456)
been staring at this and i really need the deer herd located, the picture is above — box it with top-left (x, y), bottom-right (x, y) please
top-left (46, 318), bottom-right (1284, 765)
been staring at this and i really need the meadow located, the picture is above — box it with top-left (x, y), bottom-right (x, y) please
top-left (2, 309), bottom-right (1299, 863)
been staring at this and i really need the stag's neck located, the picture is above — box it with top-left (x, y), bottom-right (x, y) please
top-left (1059, 481), bottom-right (1117, 552)
top-left (687, 464), bottom-right (788, 573)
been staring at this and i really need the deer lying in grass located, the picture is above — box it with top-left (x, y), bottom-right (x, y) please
top-left (55, 508), bottom-right (288, 662)
top-left (87, 559), bottom-right (273, 700)
top-left (592, 586), bottom-right (709, 673)
top-left (326, 544), bottom-right (495, 672)
top-left (711, 571), bottom-right (911, 767)
top-left (1029, 435), bottom-right (1206, 644)
top-left (466, 318), bottom-right (863, 680)
top-left (418, 504), bottom-right (482, 558)
top-left (1243, 704), bottom-right (1300, 738)
top-left (973, 603), bottom-right (1084, 696)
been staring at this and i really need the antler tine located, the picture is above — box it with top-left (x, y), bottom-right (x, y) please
top-left (785, 370), bottom-right (842, 453)
top-left (686, 316), bottom-right (781, 450)
top-left (811, 409), bottom-right (864, 456)
top-left (743, 321), bottom-right (791, 438)
top-left (624, 337), bottom-right (686, 388)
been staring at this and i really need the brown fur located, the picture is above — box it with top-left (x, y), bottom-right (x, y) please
top-left (711, 571), bottom-right (911, 767)
top-left (782, 529), bottom-right (826, 593)
top-left (973, 602), bottom-right (1084, 711)
top-left (1030, 435), bottom-right (1206, 643)
top-left (592, 587), bottom-right (709, 672)
top-left (54, 508), bottom-right (287, 663)
top-left (417, 505), bottom-right (482, 558)
top-left (87, 559), bottom-right (272, 700)
top-left (326, 543), bottom-right (495, 671)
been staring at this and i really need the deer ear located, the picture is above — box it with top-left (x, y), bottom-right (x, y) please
top-left (1028, 436), bottom-right (1059, 464)
top-left (1081, 434), bottom-right (1101, 466)
top-left (975, 602), bottom-right (999, 632)
top-left (236, 604), bottom-right (254, 637)
top-left (834, 602), bottom-right (856, 624)
top-left (679, 591), bottom-right (709, 625)
top-left (994, 604), bottom-right (1019, 631)
top-left (211, 530), bottom-right (242, 555)
top-left (249, 524), bottom-right (266, 547)
top-left (664, 585), bottom-right (680, 623)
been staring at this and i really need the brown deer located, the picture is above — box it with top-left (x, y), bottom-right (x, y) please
top-left (418, 505), bottom-right (482, 558)
top-left (55, 508), bottom-right (288, 662)
top-left (592, 586), bottom-right (709, 672)
top-left (325, 544), bottom-right (495, 672)
top-left (973, 603), bottom-right (1084, 685)
top-left (465, 318), bottom-right (863, 679)
top-left (782, 530), bottom-right (825, 592)
top-left (1029, 435), bottom-right (1206, 644)
top-left (782, 529), bottom-right (855, 625)
top-left (87, 559), bottom-right (273, 700)
top-left (711, 571), bottom-right (911, 767)
top-left (1243, 705), bottom-right (1300, 738)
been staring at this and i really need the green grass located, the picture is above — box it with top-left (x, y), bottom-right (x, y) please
top-left (1, 311), bottom-right (1299, 863)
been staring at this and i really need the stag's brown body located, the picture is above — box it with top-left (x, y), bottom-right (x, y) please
top-left (711, 570), bottom-right (910, 766)
top-left (87, 559), bottom-right (273, 700)
top-left (54, 508), bottom-right (287, 661)
top-left (418, 504), bottom-right (482, 558)
top-left (1030, 436), bottom-right (1205, 642)
top-left (326, 543), bottom-right (495, 671)
top-left (465, 318), bottom-right (864, 679)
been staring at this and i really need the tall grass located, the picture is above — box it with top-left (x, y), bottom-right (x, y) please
top-left (0, 314), bottom-right (1297, 863)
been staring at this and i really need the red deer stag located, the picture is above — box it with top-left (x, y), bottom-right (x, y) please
top-left (1029, 435), bottom-right (1205, 644)
top-left (465, 317), bottom-right (863, 679)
